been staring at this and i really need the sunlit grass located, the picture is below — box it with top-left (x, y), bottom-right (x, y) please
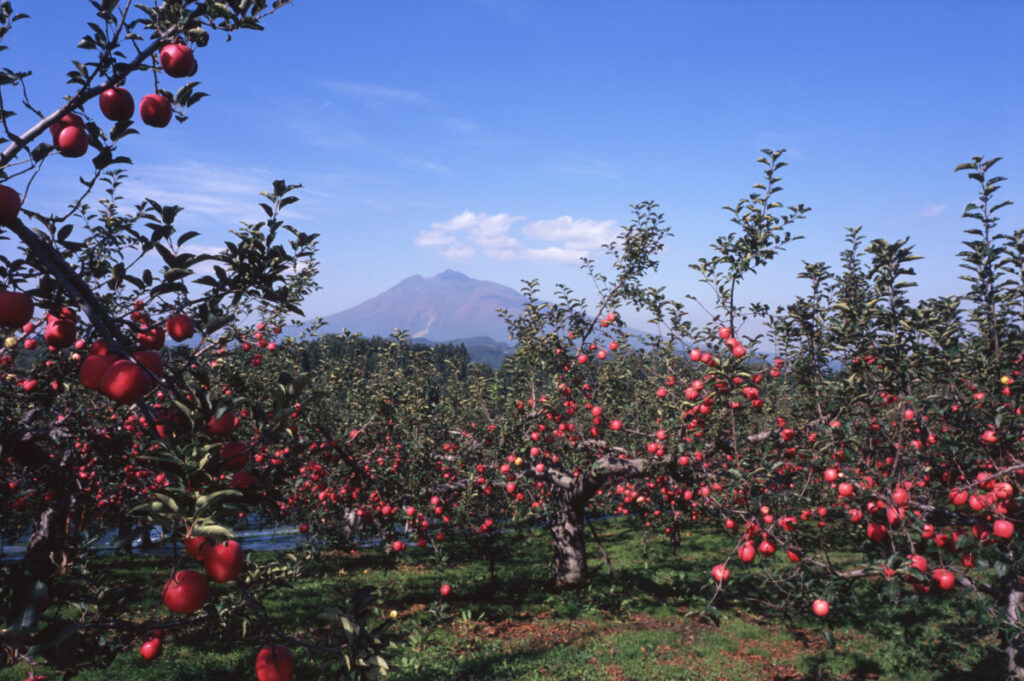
top-left (0, 519), bottom-right (1003, 681)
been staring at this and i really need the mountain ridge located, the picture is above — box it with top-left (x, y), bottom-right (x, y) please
top-left (317, 269), bottom-right (526, 346)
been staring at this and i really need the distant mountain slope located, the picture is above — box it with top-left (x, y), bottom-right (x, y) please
top-left (318, 270), bottom-right (527, 343)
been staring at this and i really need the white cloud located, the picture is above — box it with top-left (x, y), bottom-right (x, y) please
top-left (552, 154), bottom-right (619, 179)
top-left (416, 210), bottom-right (618, 265)
top-left (414, 229), bottom-right (455, 248)
top-left (443, 244), bottom-right (476, 260)
top-left (325, 80), bottom-right (428, 106)
top-left (920, 203), bottom-right (947, 217)
top-left (522, 216), bottom-right (618, 250)
top-left (120, 161), bottom-right (281, 224)
top-left (403, 157), bottom-right (451, 174)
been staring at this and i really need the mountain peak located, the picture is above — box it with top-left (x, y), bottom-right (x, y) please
top-left (319, 271), bottom-right (526, 343)
top-left (434, 269), bottom-right (470, 282)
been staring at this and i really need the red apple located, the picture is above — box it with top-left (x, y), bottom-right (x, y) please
top-left (207, 410), bottom-right (236, 436)
top-left (99, 87), bottom-right (135, 121)
top-left (80, 354), bottom-right (115, 390)
top-left (161, 570), bottom-right (209, 613)
top-left (57, 125), bottom-right (89, 157)
top-left (137, 325), bottom-right (165, 349)
top-left (220, 441), bottom-right (249, 470)
top-left (45, 308), bottom-right (76, 348)
top-left (139, 94), bottom-right (173, 128)
top-left (866, 522), bottom-right (887, 543)
top-left (166, 313), bottom-right (195, 341)
top-left (812, 599), bottom-right (830, 617)
top-left (160, 43), bottom-right (196, 78)
top-left (711, 564), bottom-right (730, 583)
top-left (737, 542), bottom-right (756, 563)
top-left (255, 645), bottom-right (294, 681)
top-left (49, 112), bottom-right (84, 143)
top-left (0, 290), bottom-right (33, 327)
top-left (140, 637), bottom-right (163, 660)
top-left (933, 568), bottom-right (956, 591)
top-left (231, 469), bottom-right (257, 489)
top-left (100, 359), bottom-right (151, 404)
top-left (994, 519), bottom-right (1015, 539)
top-left (133, 350), bottom-right (163, 379)
top-left (440, 583), bottom-right (451, 596)
top-left (0, 185), bottom-right (21, 223)
top-left (185, 535), bottom-right (213, 562)
top-left (205, 540), bottom-right (244, 583)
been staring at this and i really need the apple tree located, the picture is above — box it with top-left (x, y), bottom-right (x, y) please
top-left (0, 2), bottom-right (395, 679)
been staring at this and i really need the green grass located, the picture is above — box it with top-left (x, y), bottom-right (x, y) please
top-left (1, 520), bottom-right (1005, 681)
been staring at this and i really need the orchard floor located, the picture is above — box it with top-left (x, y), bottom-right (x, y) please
top-left (2, 521), bottom-right (1004, 681)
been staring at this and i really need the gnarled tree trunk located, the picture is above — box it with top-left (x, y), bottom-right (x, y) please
top-left (1007, 588), bottom-right (1024, 680)
top-left (551, 489), bottom-right (588, 587)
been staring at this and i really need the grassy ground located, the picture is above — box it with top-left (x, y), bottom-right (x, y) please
top-left (2, 520), bottom-right (1004, 680)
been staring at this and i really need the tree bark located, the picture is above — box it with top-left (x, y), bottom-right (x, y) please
top-left (23, 496), bottom-right (70, 580)
top-left (551, 490), bottom-right (588, 587)
top-left (1008, 588), bottom-right (1024, 680)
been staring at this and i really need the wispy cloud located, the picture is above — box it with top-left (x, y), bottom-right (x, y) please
top-left (121, 161), bottom-right (273, 224)
top-left (325, 80), bottom-right (428, 106)
top-left (402, 156), bottom-right (451, 174)
top-left (920, 203), bottom-right (947, 217)
top-left (285, 116), bottom-right (366, 150)
top-left (442, 117), bottom-right (515, 146)
top-left (552, 154), bottom-right (619, 179)
top-left (119, 161), bottom-right (313, 229)
top-left (416, 211), bottom-right (618, 265)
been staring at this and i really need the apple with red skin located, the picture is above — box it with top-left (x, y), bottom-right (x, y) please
top-left (185, 535), bottom-right (213, 562)
top-left (0, 290), bottom-right (33, 327)
top-left (45, 308), bottom-right (76, 348)
top-left (220, 441), bottom-right (249, 470)
top-left (166, 313), bottom-right (195, 341)
top-left (737, 542), bottom-right (756, 563)
top-left (255, 645), bottom-right (294, 681)
top-left (205, 540), bottom-right (244, 582)
top-left (161, 570), bottom-right (209, 613)
top-left (440, 583), bottom-right (451, 596)
top-left (56, 125), bottom-right (89, 157)
top-left (711, 564), bottom-right (730, 582)
top-left (137, 325), bottom-right (165, 349)
top-left (133, 350), bottom-right (163, 379)
top-left (994, 519), bottom-right (1015, 539)
top-left (99, 87), bottom-right (134, 121)
top-left (140, 637), bottom-right (163, 660)
top-left (812, 599), bottom-right (830, 617)
top-left (99, 359), bottom-right (152, 404)
top-left (933, 568), bottom-right (956, 590)
top-left (207, 410), bottom-right (237, 436)
top-left (49, 112), bottom-right (84, 143)
top-left (139, 94), bottom-right (173, 128)
top-left (80, 353), bottom-right (114, 390)
top-left (0, 185), bottom-right (21, 223)
top-left (231, 469), bottom-right (257, 489)
top-left (160, 43), bottom-right (196, 78)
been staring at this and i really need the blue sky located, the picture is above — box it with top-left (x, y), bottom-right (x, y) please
top-left (4, 1), bottom-right (1023, 331)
